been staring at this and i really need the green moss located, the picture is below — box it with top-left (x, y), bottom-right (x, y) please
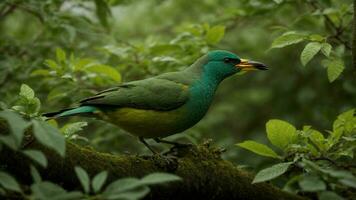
top-left (0, 121), bottom-right (308, 200)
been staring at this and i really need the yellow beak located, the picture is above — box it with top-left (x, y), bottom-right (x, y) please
top-left (236, 59), bottom-right (268, 71)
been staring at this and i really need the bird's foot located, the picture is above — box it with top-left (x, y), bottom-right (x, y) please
top-left (162, 142), bottom-right (194, 157)
top-left (153, 153), bottom-right (178, 167)
top-left (138, 152), bottom-right (178, 171)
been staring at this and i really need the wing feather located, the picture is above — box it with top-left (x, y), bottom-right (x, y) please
top-left (80, 77), bottom-right (190, 111)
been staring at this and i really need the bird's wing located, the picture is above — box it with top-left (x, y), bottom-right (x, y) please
top-left (79, 77), bottom-right (190, 111)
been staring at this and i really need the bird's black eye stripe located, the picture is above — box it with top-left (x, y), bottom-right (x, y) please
top-left (223, 57), bottom-right (240, 64)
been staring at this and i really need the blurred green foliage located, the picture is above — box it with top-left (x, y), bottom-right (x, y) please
top-left (0, 0), bottom-right (355, 199)
top-left (238, 110), bottom-right (356, 199)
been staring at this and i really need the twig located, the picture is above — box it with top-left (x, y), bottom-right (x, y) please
top-left (309, 0), bottom-right (351, 50)
top-left (0, 3), bottom-right (16, 19)
top-left (6, 2), bottom-right (44, 23)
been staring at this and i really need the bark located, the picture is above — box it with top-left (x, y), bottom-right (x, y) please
top-left (0, 121), bottom-right (306, 200)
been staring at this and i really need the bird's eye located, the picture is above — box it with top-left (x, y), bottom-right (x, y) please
top-left (223, 57), bottom-right (239, 64)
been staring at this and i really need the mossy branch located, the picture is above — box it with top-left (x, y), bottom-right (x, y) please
top-left (0, 121), bottom-right (307, 200)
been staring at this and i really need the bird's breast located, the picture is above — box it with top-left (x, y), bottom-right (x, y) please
top-left (100, 82), bottom-right (217, 138)
top-left (102, 106), bottom-right (192, 138)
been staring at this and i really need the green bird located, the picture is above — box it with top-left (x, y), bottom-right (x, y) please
top-left (44, 50), bottom-right (267, 153)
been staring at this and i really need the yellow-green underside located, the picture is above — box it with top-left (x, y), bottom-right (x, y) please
top-left (101, 107), bottom-right (188, 138)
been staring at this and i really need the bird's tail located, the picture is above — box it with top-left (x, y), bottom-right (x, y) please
top-left (43, 106), bottom-right (98, 119)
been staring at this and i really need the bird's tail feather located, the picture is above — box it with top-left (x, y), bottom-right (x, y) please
top-left (43, 106), bottom-right (97, 119)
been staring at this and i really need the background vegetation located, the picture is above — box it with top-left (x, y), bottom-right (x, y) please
top-left (0, 0), bottom-right (355, 199)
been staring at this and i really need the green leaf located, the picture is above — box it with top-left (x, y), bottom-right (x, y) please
top-left (149, 44), bottom-right (181, 55)
top-left (92, 171), bottom-right (108, 193)
top-left (61, 122), bottom-right (88, 137)
top-left (47, 86), bottom-right (70, 101)
top-left (31, 69), bottom-right (51, 77)
top-left (140, 173), bottom-right (181, 185)
top-left (27, 97), bottom-right (41, 116)
top-left (105, 177), bottom-right (151, 193)
top-left (236, 140), bottom-right (280, 159)
top-left (31, 181), bottom-right (83, 200)
top-left (75, 166), bottom-right (90, 194)
top-left (0, 171), bottom-right (21, 192)
top-left (95, 0), bottom-right (112, 28)
top-left (85, 64), bottom-right (121, 82)
top-left (32, 120), bottom-right (66, 157)
top-left (30, 165), bottom-right (42, 183)
top-left (339, 177), bottom-right (356, 188)
top-left (308, 34), bottom-right (325, 42)
top-left (298, 176), bottom-right (326, 192)
top-left (266, 119), bottom-right (297, 149)
top-left (319, 191), bottom-right (344, 200)
top-left (321, 43), bottom-right (332, 57)
top-left (0, 110), bottom-right (29, 148)
top-left (104, 186), bottom-right (150, 200)
top-left (205, 25), bottom-right (225, 45)
top-left (56, 48), bottom-right (66, 63)
top-left (308, 129), bottom-right (327, 151)
top-left (20, 84), bottom-right (35, 99)
top-left (44, 59), bottom-right (59, 70)
top-left (322, 58), bottom-right (345, 82)
top-left (252, 162), bottom-right (293, 184)
top-left (73, 59), bottom-right (94, 71)
top-left (271, 33), bottom-right (306, 49)
top-left (0, 135), bottom-right (17, 150)
top-left (300, 42), bottom-right (321, 66)
top-left (23, 149), bottom-right (48, 167)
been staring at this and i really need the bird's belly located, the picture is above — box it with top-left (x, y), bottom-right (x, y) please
top-left (103, 107), bottom-right (194, 138)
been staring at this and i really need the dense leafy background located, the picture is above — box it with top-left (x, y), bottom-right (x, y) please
top-left (0, 0), bottom-right (355, 199)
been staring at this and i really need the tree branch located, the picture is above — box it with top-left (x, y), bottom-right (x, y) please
top-left (309, 0), bottom-right (352, 50)
top-left (0, 4), bottom-right (16, 19)
top-left (0, 121), bottom-right (307, 200)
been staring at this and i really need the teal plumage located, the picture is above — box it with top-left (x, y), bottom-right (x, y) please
top-left (44, 50), bottom-right (267, 152)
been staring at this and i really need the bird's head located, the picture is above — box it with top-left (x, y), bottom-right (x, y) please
top-left (200, 50), bottom-right (268, 82)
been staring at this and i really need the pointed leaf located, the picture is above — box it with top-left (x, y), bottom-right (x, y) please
top-left (321, 43), bottom-right (332, 57)
top-left (300, 42), bottom-right (321, 66)
top-left (0, 172), bottom-right (21, 192)
top-left (56, 48), bottom-right (66, 62)
top-left (23, 149), bottom-right (48, 167)
top-left (20, 84), bottom-right (35, 99)
top-left (271, 33), bottom-right (306, 49)
top-left (252, 162), bottom-right (293, 183)
top-left (74, 166), bottom-right (90, 194)
top-left (31, 181), bottom-right (83, 200)
top-left (319, 191), bottom-right (344, 200)
top-left (95, 0), bottom-right (112, 28)
top-left (140, 173), bottom-right (181, 185)
top-left (85, 65), bottom-right (121, 82)
top-left (44, 59), bottom-right (59, 70)
top-left (323, 58), bottom-right (345, 82)
top-left (92, 171), bottom-right (108, 193)
top-left (32, 120), bottom-right (66, 157)
top-left (103, 178), bottom-right (141, 194)
top-left (0, 135), bottom-right (17, 150)
top-left (299, 176), bottom-right (326, 192)
top-left (266, 119), bottom-right (297, 150)
top-left (30, 165), bottom-right (42, 183)
top-left (61, 122), bottom-right (88, 137)
top-left (236, 140), bottom-right (280, 159)
top-left (0, 110), bottom-right (29, 147)
top-left (104, 186), bottom-right (150, 200)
